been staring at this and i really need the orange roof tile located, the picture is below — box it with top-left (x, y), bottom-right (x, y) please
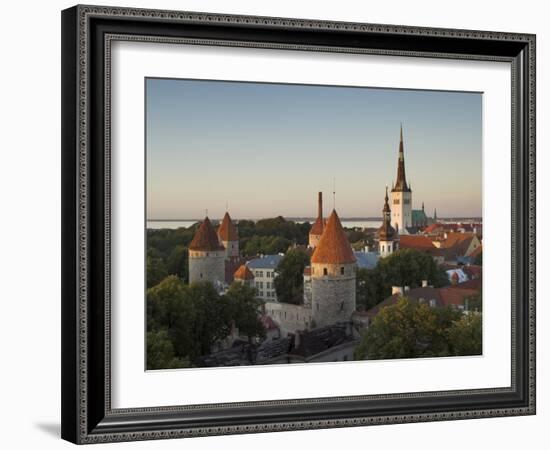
top-left (423, 223), bottom-right (443, 234)
top-left (441, 232), bottom-right (476, 248)
top-left (189, 217), bottom-right (224, 251)
top-left (311, 210), bottom-right (356, 264)
top-left (234, 264), bottom-right (254, 280)
top-left (309, 216), bottom-right (324, 235)
top-left (399, 235), bottom-right (436, 250)
top-left (218, 212), bottom-right (238, 241)
top-left (439, 287), bottom-right (479, 306)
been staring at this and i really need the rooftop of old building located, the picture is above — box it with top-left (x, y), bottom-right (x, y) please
top-left (311, 209), bottom-right (356, 265)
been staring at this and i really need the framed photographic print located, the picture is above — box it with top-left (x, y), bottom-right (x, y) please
top-left (61, 4), bottom-right (536, 444)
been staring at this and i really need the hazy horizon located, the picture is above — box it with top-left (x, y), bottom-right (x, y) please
top-left (146, 78), bottom-right (482, 220)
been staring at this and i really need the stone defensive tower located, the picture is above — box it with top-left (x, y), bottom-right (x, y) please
top-left (310, 209), bottom-right (357, 328)
top-left (308, 192), bottom-right (324, 248)
top-left (218, 211), bottom-right (240, 283)
top-left (218, 212), bottom-right (239, 259)
top-left (378, 186), bottom-right (398, 258)
top-left (390, 125), bottom-right (412, 232)
top-left (188, 216), bottom-right (226, 287)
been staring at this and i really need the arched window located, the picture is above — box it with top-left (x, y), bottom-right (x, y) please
top-left (323, 268), bottom-right (328, 276)
top-left (340, 267), bottom-right (344, 275)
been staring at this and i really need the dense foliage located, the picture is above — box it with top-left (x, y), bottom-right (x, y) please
top-left (273, 249), bottom-right (311, 305)
top-left (354, 298), bottom-right (482, 360)
top-left (146, 276), bottom-right (264, 369)
top-left (355, 249), bottom-right (449, 310)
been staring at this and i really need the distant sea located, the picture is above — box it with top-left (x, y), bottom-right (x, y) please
top-left (147, 219), bottom-right (383, 230)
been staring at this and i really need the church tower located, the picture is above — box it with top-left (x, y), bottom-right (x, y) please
top-left (310, 210), bottom-right (357, 328)
top-left (308, 192), bottom-right (324, 248)
top-left (188, 216), bottom-right (226, 287)
top-left (390, 125), bottom-right (412, 233)
top-left (378, 187), bottom-right (398, 258)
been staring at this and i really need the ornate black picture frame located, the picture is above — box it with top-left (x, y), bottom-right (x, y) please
top-left (61, 4), bottom-right (536, 444)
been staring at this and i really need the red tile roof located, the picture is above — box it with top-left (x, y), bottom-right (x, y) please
top-left (311, 210), bottom-right (356, 264)
top-left (309, 216), bottom-right (324, 236)
top-left (234, 264), bottom-right (254, 280)
top-left (441, 232), bottom-right (476, 248)
top-left (218, 212), bottom-right (238, 241)
top-left (449, 278), bottom-right (482, 291)
top-left (399, 235), bottom-right (436, 250)
top-left (439, 287), bottom-right (479, 306)
top-left (423, 223), bottom-right (443, 234)
top-left (189, 217), bottom-right (225, 251)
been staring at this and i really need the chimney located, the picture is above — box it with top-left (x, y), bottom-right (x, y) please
top-left (318, 192), bottom-right (323, 220)
top-left (392, 286), bottom-right (403, 296)
top-left (422, 280), bottom-right (428, 287)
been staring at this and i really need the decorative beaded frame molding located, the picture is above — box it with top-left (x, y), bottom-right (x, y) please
top-left (61, 4), bottom-right (536, 445)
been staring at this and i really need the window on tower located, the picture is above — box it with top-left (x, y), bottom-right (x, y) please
top-left (393, 199), bottom-right (400, 205)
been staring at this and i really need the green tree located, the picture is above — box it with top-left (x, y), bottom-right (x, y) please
top-left (356, 268), bottom-right (383, 311)
top-left (147, 277), bottom-right (232, 364)
top-left (241, 235), bottom-right (291, 257)
top-left (354, 298), bottom-right (462, 360)
top-left (166, 244), bottom-right (189, 282)
top-left (273, 249), bottom-right (310, 305)
top-left (147, 255), bottom-right (168, 288)
top-left (225, 283), bottom-right (266, 342)
top-left (447, 313), bottom-right (482, 356)
top-left (465, 293), bottom-right (482, 312)
top-left (365, 249), bottom-right (448, 305)
top-left (146, 330), bottom-right (189, 370)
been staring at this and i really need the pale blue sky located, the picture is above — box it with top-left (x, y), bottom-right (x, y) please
top-left (146, 78), bottom-right (482, 220)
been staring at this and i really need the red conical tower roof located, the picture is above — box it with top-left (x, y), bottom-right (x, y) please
top-left (234, 264), bottom-right (254, 280)
top-left (309, 192), bottom-right (324, 236)
top-left (189, 217), bottom-right (224, 251)
top-left (218, 212), bottom-right (238, 241)
top-left (311, 210), bottom-right (356, 264)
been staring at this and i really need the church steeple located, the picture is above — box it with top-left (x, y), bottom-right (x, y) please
top-left (392, 124), bottom-right (411, 193)
top-left (378, 187), bottom-right (397, 257)
top-left (378, 187), bottom-right (396, 242)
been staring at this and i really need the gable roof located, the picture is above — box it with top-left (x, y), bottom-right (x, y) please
top-left (189, 217), bottom-right (225, 251)
top-left (234, 264), bottom-right (254, 280)
top-left (311, 210), bottom-right (356, 264)
top-left (218, 212), bottom-right (238, 241)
